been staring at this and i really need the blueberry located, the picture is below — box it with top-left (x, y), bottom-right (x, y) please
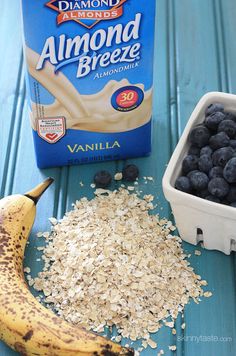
top-left (189, 171), bottom-right (209, 191)
top-left (209, 132), bottom-right (230, 150)
top-left (122, 164), bottom-right (139, 181)
top-left (226, 185), bottom-right (236, 203)
top-left (212, 147), bottom-right (234, 167)
top-left (225, 112), bottom-right (236, 122)
top-left (175, 176), bottom-right (192, 193)
top-left (189, 125), bottom-right (211, 148)
top-left (198, 154), bottom-right (213, 173)
top-left (230, 202), bottom-right (236, 208)
top-left (208, 177), bottom-right (229, 198)
top-left (188, 145), bottom-right (200, 156)
top-left (209, 166), bottom-right (223, 179)
top-left (197, 188), bottom-right (209, 198)
top-left (223, 158), bottom-right (236, 183)
top-left (205, 195), bottom-right (221, 203)
top-left (94, 170), bottom-right (112, 188)
top-left (218, 119), bottom-right (236, 138)
top-left (230, 140), bottom-right (236, 149)
top-left (187, 170), bottom-right (199, 179)
top-left (205, 103), bottom-right (224, 116)
top-left (200, 146), bottom-right (213, 156)
top-left (205, 111), bottom-right (225, 131)
top-left (182, 155), bottom-right (199, 174)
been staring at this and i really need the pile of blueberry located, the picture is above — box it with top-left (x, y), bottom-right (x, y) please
top-left (175, 103), bottom-right (236, 207)
top-left (94, 164), bottom-right (139, 188)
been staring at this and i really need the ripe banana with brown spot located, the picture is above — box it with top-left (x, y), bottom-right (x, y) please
top-left (0, 178), bottom-right (134, 356)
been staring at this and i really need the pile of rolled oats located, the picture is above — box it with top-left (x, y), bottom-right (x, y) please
top-left (32, 188), bottom-right (209, 346)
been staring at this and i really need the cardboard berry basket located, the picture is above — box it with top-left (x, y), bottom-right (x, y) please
top-left (162, 92), bottom-right (236, 255)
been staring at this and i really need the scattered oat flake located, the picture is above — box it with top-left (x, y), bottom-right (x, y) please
top-left (90, 183), bottom-right (96, 189)
top-left (127, 186), bottom-right (135, 191)
top-left (158, 350), bottom-right (165, 356)
top-left (94, 188), bottom-right (110, 195)
top-left (200, 280), bottom-right (208, 286)
top-left (172, 328), bottom-right (177, 335)
top-left (79, 181), bottom-right (84, 187)
top-left (36, 258), bottom-right (41, 262)
top-left (204, 291), bottom-right (212, 298)
top-left (165, 321), bottom-right (174, 328)
top-left (24, 267), bottom-right (31, 274)
top-left (36, 232), bottom-right (43, 238)
top-left (148, 325), bottom-right (160, 333)
top-left (144, 194), bottom-right (154, 202)
top-left (49, 217), bottom-right (57, 225)
top-left (142, 340), bottom-right (148, 349)
top-left (148, 339), bottom-right (157, 349)
top-left (114, 173), bottom-right (123, 181)
top-left (29, 279), bottom-right (34, 287)
top-left (94, 324), bottom-right (104, 333)
top-left (115, 335), bottom-right (122, 343)
top-left (33, 188), bottom-right (207, 343)
top-left (195, 250), bottom-right (201, 256)
top-left (181, 323), bottom-right (186, 329)
top-left (37, 247), bottom-right (44, 251)
top-left (169, 345), bottom-right (177, 351)
top-left (147, 177), bottom-right (154, 181)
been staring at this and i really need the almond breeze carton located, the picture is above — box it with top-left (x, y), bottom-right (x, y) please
top-left (21, 0), bottom-right (156, 168)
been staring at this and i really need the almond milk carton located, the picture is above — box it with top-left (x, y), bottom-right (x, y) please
top-left (21, 0), bottom-right (156, 168)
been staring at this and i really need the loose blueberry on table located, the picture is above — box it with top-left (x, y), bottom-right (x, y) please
top-left (175, 103), bottom-right (236, 207)
top-left (122, 164), bottom-right (139, 182)
top-left (94, 171), bottom-right (112, 188)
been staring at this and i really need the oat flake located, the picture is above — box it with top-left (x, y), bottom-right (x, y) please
top-left (32, 188), bottom-right (207, 343)
top-left (114, 173), bottom-right (123, 181)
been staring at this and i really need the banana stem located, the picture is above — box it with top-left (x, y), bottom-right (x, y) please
top-left (24, 177), bottom-right (54, 204)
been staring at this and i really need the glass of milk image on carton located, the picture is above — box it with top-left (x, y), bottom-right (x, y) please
top-left (21, 0), bottom-right (156, 168)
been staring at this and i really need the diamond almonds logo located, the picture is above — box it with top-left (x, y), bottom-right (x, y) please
top-left (46, 0), bottom-right (128, 29)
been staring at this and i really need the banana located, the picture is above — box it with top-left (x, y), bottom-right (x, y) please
top-left (0, 178), bottom-right (134, 356)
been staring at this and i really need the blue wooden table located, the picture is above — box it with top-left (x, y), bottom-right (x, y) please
top-left (1, 0), bottom-right (236, 355)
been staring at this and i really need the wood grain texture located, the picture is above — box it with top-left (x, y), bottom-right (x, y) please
top-left (0, 0), bottom-right (236, 355)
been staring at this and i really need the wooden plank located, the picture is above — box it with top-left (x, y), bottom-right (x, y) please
top-left (219, 0), bottom-right (236, 93)
top-left (173, 1), bottom-right (236, 356)
top-left (0, 1), bottom-right (24, 195)
top-left (0, 2), bottom-right (25, 353)
top-left (0, 2), bottom-right (62, 354)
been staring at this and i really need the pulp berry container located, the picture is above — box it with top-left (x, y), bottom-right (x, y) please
top-left (162, 92), bottom-right (236, 255)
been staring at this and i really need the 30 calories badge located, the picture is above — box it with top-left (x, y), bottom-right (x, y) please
top-left (111, 86), bottom-right (144, 112)
top-left (37, 117), bottom-right (66, 144)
